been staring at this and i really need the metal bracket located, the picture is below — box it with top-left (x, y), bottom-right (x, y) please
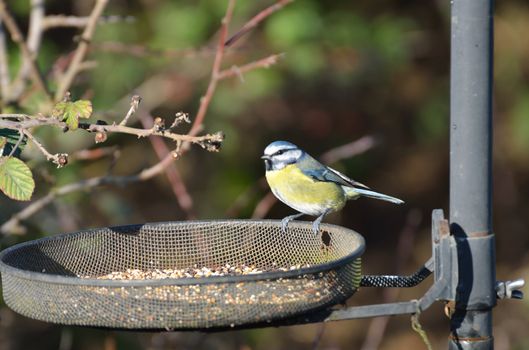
top-left (496, 279), bottom-right (525, 300)
top-left (319, 209), bottom-right (456, 321)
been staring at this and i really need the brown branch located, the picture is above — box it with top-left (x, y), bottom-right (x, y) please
top-left (54, 0), bottom-right (109, 101)
top-left (320, 135), bottom-right (378, 164)
top-left (42, 15), bottom-right (134, 30)
top-left (0, 115), bottom-right (223, 147)
top-left (359, 209), bottom-right (422, 350)
top-left (0, 0), bottom-right (51, 102)
top-left (23, 129), bottom-right (67, 167)
top-left (70, 146), bottom-right (117, 161)
top-left (216, 53), bottom-right (284, 81)
top-left (225, 0), bottom-right (293, 47)
top-left (188, 0), bottom-right (236, 137)
top-left (139, 113), bottom-right (196, 219)
top-left (0, 19), bottom-right (9, 103)
top-left (119, 95), bottom-right (141, 126)
top-left (0, 152), bottom-right (177, 235)
top-left (9, 0), bottom-right (45, 102)
top-left (92, 41), bottom-right (210, 59)
top-left (251, 192), bottom-right (277, 219)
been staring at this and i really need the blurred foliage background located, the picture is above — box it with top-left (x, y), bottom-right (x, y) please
top-left (0, 0), bottom-right (528, 349)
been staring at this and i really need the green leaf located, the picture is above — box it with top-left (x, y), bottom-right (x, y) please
top-left (0, 156), bottom-right (35, 201)
top-left (52, 99), bottom-right (93, 130)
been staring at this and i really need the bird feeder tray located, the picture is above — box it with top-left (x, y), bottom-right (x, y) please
top-left (0, 220), bottom-right (364, 330)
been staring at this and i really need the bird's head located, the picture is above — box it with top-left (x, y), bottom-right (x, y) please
top-left (261, 141), bottom-right (304, 171)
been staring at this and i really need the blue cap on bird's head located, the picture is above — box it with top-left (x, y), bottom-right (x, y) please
top-left (261, 141), bottom-right (303, 171)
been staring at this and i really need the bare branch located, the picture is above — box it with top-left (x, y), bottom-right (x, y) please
top-left (23, 130), bottom-right (67, 167)
top-left (225, 0), bottom-right (293, 47)
top-left (0, 20), bottom-right (9, 103)
top-left (92, 41), bottom-right (209, 59)
top-left (189, 0), bottom-right (236, 137)
top-left (0, 0), bottom-right (51, 102)
top-left (0, 152), bottom-right (177, 235)
top-left (139, 113), bottom-right (196, 219)
top-left (251, 191), bottom-right (276, 219)
top-left (320, 135), bottom-right (378, 164)
top-left (9, 0), bottom-right (45, 101)
top-left (216, 53), bottom-right (284, 81)
top-left (359, 210), bottom-right (422, 350)
top-left (0, 114), bottom-right (223, 152)
top-left (54, 0), bottom-right (109, 101)
top-left (7, 130), bottom-right (23, 157)
top-left (70, 146), bottom-right (117, 161)
top-left (42, 15), bottom-right (134, 30)
top-left (119, 95), bottom-right (141, 126)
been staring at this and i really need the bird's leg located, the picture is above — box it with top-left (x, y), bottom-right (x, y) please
top-left (281, 213), bottom-right (304, 233)
top-left (312, 209), bottom-right (331, 234)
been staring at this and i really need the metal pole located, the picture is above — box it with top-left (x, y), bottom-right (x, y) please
top-left (449, 0), bottom-right (495, 349)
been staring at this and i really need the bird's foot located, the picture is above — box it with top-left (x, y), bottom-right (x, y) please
top-left (280, 213), bottom-right (304, 233)
top-left (312, 220), bottom-right (321, 234)
top-left (312, 210), bottom-right (331, 234)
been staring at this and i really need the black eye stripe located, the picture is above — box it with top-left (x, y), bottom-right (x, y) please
top-left (273, 148), bottom-right (296, 156)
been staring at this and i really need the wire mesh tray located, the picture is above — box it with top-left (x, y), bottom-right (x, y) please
top-left (0, 220), bottom-right (364, 330)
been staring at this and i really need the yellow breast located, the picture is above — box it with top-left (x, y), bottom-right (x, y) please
top-left (265, 164), bottom-right (346, 216)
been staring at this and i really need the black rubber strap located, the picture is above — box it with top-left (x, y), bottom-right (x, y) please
top-left (360, 265), bottom-right (433, 288)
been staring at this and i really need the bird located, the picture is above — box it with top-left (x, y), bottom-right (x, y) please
top-left (261, 141), bottom-right (404, 233)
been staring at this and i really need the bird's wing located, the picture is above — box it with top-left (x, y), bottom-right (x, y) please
top-left (322, 166), bottom-right (370, 189)
top-left (299, 155), bottom-right (370, 189)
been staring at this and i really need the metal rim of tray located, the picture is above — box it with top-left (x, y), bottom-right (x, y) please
top-left (0, 219), bottom-right (365, 287)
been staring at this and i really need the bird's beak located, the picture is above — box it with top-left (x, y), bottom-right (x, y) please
top-left (261, 155), bottom-right (270, 160)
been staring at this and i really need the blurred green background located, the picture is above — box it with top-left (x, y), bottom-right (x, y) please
top-left (1, 0), bottom-right (528, 349)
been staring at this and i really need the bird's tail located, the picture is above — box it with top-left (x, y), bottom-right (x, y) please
top-left (344, 187), bottom-right (404, 205)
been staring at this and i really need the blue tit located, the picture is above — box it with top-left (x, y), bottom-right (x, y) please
top-left (261, 141), bottom-right (404, 233)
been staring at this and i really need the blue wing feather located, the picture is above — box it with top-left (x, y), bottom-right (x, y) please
top-left (297, 154), bottom-right (370, 189)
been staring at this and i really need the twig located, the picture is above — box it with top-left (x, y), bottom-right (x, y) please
top-left (7, 130), bottom-right (23, 157)
top-left (216, 53), bottom-right (284, 81)
top-left (139, 113), bottom-right (195, 219)
top-left (320, 135), bottom-right (378, 164)
top-left (311, 323), bottom-right (326, 350)
top-left (9, 0), bottom-right (45, 102)
top-left (43, 15), bottom-right (134, 30)
top-left (0, 0), bottom-right (51, 102)
top-left (54, 0), bottom-right (109, 101)
top-left (92, 41), bottom-right (210, 59)
top-left (0, 115), bottom-right (223, 147)
top-left (119, 95), bottom-right (141, 126)
top-left (22, 130), bottom-right (66, 167)
top-left (0, 19), bottom-right (9, 103)
top-left (70, 146), bottom-right (117, 161)
top-left (188, 0), bottom-right (236, 137)
top-left (225, 0), bottom-right (293, 47)
top-left (76, 60), bottom-right (98, 73)
top-left (251, 191), bottom-right (276, 219)
top-left (225, 177), bottom-right (267, 218)
top-left (1, 152), bottom-right (176, 235)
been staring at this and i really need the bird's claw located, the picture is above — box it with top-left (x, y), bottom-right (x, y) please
top-left (312, 220), bottom-right (320, 234)
top-left (280, 217), bottom-right (290, 233)
top-left (280, 213), bottom-right (304, 233)
top-left (312, 209), bottom-right (330, 234)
